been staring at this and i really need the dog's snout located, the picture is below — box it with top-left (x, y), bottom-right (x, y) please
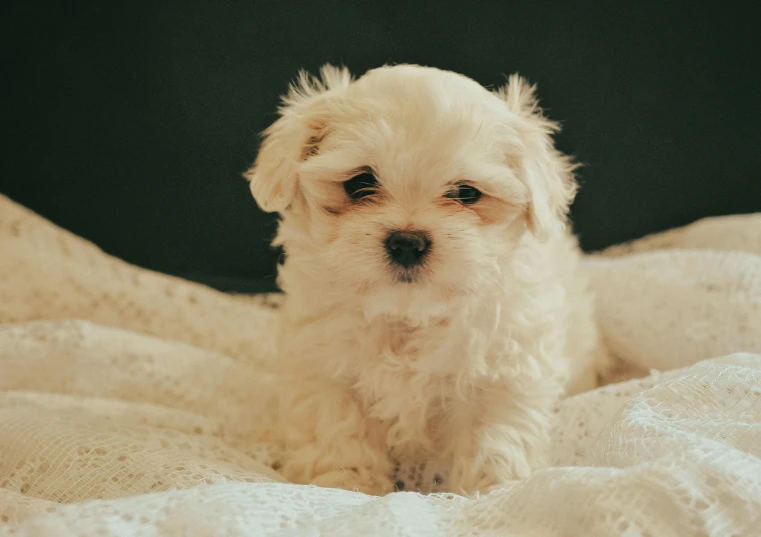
top-left (385, 230), bottom-right (431, 268)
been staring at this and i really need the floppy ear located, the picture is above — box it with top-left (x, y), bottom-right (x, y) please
top-left (494, 75), bottom-right (578, 241)
top-left (244, 64), bottom-right (352, 213)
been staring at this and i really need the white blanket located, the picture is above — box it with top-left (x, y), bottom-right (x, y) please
top-left (1, 194), bottom-right (760, 536)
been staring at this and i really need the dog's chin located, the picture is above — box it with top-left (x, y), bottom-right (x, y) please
top-left (361, 276), bottom-right (463, 325)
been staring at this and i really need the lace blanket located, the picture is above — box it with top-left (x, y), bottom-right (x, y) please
top-left (1, 194), bottom-right (759, 536)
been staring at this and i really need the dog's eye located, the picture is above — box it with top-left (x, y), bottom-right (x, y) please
top-left (343, 172), bottom-right (379, 201)
top-left (446, 183), bottom-right (482, 205)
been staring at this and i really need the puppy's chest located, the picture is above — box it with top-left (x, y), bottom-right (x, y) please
top-left (352, 321), bottom-right (464, 422)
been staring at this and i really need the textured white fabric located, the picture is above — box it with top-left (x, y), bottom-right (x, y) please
top-left (1, 194), bottom-right (760, 536)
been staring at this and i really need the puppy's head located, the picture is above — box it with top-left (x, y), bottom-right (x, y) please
top-left (246, 64), bottom-right (577, 317)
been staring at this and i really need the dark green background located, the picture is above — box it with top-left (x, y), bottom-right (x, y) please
top-left (2, 1), bottom-right (759, 292)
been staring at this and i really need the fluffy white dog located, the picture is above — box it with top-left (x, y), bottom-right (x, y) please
top-left (245, 64), bottom-right (608, 495)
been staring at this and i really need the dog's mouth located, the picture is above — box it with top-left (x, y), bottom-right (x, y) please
top-left (396, 271), bottom-right (416, 284)
top-left (390, 266), bottom-right (425, 284)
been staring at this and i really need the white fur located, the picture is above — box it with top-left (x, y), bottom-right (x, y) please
top-left (245, 64), bottom-right (608, 495)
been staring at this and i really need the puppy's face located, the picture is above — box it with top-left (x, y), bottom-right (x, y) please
top-left (247, 65), bottom-right (577, 316)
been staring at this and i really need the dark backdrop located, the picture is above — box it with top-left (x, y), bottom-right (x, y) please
top-left (2, 1), bottom-right (759, 293)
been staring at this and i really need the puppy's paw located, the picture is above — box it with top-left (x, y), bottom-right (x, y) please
top-left (449, 449), bottom-right (541, 496)
top-left (310, 468), bottom-right (394, 496)
top-left (451, 471), bottom-right (520, 496)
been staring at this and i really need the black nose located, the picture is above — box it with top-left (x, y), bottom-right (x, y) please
top-left (385, 230), bottom-right (431, 268)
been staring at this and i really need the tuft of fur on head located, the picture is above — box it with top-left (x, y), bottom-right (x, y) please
top-left (283, 65), bottom-right (353, 108)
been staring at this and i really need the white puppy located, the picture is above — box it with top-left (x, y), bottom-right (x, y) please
top-left (246, 64), bottom-right (608, 495)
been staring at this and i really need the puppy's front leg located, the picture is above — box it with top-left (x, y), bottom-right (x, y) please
top-left (448, 376), bottom-right (559, 495)
top-left (277, 378), bottom-right (393, 496)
